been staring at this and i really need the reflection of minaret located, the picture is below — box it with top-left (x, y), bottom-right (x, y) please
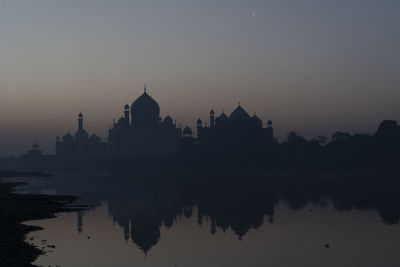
top-left (123, 221), bottom-right (130, 241)
top-left (183, 206), bottom-right (193, 218)
top-left (77, 210), bottom-right (84, 234)
top-left (210, 216), bottom-right (216, 235)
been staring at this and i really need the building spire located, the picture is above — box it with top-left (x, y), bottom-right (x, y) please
top-left (78, 113), bottom-right (83, 131)
top-left (144, 83), bottom-right (147, 93)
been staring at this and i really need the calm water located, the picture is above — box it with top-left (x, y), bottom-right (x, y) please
top-left (10, 172), bottom-right (400, 267)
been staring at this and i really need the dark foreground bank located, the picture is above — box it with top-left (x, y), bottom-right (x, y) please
top-left (0, 173), bottom-right (77, 267)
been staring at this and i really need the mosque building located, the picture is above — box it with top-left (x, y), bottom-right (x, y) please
top-left (56, 86), bottom-right (181, 158)
top-left (56, 113), bottom-right (105, 159)
top-left (55, 86), bottom-right (274, 159)
top-left (108, 85), bottom-right (181, 156)
top-left (196, 104), bottom-right (274, 152)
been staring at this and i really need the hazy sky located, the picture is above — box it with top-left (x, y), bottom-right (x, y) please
top-left (0, 0), bottom-right (400, 155)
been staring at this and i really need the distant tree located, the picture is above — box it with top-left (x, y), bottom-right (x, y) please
top-left (309, 138), bottom-right (321, 149)
top-left (331, 132), bottom-right (351, 142)
top-left (286, 132), bottom-right (307, 144)
top-left (374, 120), bottom-right (400, 144)
top-left (317, 135), bottom-right (328, 145)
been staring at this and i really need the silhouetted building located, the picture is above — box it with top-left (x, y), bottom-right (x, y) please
top-left (179, 126), bottom-right (196, 154)
top-left (55, 87), bottom-right (277, 161)
top-left (56, 113), bottom-right (106, 159)
top-left (108, 86), bottom-right (181, 156)
top-left (20, 143), bottom-right (56, 169)
top-left (196, 105), bottom-right (274, 152)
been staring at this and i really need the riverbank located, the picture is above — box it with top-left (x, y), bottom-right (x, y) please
top-left (0, 175), bottom-right (77, 267)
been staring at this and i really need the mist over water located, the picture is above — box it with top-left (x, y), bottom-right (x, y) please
top-left (13, 172), bottom-right (400, 267)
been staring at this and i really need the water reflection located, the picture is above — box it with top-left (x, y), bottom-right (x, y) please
top-left (19, 173), bottom-right (400, 255)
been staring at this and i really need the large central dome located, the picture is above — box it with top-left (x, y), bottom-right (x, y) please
top-left (131, 90), bottom-right (160, 126)
top-left (229, 105), bottom-right (250, 121)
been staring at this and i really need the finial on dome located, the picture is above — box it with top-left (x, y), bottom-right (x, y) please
top-left (238, 102), bottom-right (241, 106)
top-left (144, 83), bottom-right (147, 93)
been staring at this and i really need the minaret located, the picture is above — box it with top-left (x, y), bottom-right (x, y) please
top-left (78, 113), bottom-right (83, 131)
top-left (197, 118), bottom-right (202, 143)
top-left (210, 110), bottom-right (215, 128)
top-left (124, 104), bottom-right (130, 125)
top-left (267, 120), bottom-right (274, 140)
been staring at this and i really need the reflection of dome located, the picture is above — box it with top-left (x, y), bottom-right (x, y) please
top-left (130, 219), bottom-right (161, 254)
top-left (183, 126), bottom-right (193, 136)
top-left (131, 91), bottom-right (160, 125)
top-left (230, 105), bottom-right (250, 121)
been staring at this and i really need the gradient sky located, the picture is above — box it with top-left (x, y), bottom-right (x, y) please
top-left (0, 0), bottom-right (400, 155)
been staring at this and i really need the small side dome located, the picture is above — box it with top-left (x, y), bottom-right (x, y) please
top-left (75, 126), bottom-right (89, 141)
top-left (118, 117), bottom-right (125, 124)
top-left (63, 132), bottom-right (73, 140)
top-left (90, 133), bottom-right (101, 143)
top-left (183, 126), bottom-right (193, 136)
top-left (210, 109), bottom-right (215, 115)
top-left (78, 113), bottom-right (83, 118)
top-left (124, 104), bottom-right (129, 110)
top-left (267, 120), bottom-right (273, 127)
top-left (216, 112), bottom-right (229, 126)
top-left (32, 143), bottom-right (39, 150)
top-left (217, 112), bottom-right (228, 121)
top-left (251, 114), bottom-right (262, 128)
top-left (164, 115), bottom-right (173, 127)
top-left (197, 118), bottom-right (202, 124)
top-left (63, 133), bottom-right (73, 143)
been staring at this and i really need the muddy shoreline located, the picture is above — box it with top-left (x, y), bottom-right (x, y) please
top-left (0, 173), bottom-right (77, 267)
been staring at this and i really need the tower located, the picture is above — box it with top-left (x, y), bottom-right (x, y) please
top-left (266, 120), bottom-right (274, 140)
top-left (124, 104), bottom-right (130, 125)
top-left (197, 118), bottom-right (203, 142)
top-left (210, 110), bottom-right (215, 128)
top-left (197, 118), bottom-right (202, 129)
top-left (78, 113), bottom-right (83, 131)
